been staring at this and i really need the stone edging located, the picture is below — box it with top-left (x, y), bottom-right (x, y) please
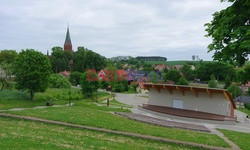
top-left (0, 113), bottom-right (229, 150)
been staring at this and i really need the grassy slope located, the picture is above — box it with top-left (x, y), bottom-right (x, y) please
top-left (5, 101), bottom-right (229, 148)
top-left (237, 108), bottom-right (250, 116)
top-left (218, 129), bottom-right (250, 150)
top-left (0, 117), bottom-right (201, 150)
top-left (0, 88), bottom-right (112, 110)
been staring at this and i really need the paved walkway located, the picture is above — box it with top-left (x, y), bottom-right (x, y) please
top-left (0, 113), bottom-right (229, 150)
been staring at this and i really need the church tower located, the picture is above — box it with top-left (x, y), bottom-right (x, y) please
top-left (64, 25), bottom-right (73, 52)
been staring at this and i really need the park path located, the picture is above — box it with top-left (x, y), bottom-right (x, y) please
top-left (0, 113), bottom-right (230, 150)
top-left (0, 103), bottom-right (74, 112)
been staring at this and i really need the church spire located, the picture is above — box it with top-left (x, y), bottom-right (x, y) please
top-left (64, 25), bottom-right (73, 52)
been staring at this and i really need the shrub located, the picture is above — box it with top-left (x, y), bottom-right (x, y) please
top-left (177, 77), bottom-right (189, 85)
top-left (80, 72), bottom-right (99, 98)
top-left (227, 84), bottom-right (242, 98)
top-left (164, 70), bottom-right (181, 83)
top-left (49, 74), bottom-right (71, 89)
top-left (99, 80), bottom-right (109, 89)
top-left (69, 71), bottom-right (82, 86)
top-left (130, 82), bottom-right (137, 92)
top-left (244, 104), bottom-right (250, 110)
top-left (208, 75), bottom-right (217, 88)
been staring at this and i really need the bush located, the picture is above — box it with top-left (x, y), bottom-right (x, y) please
top-left (177, 77), bottom-right (189, 85)
top-left (208, 75), bottom-right (217, 88)
top-left (227, 84), bottom-right (242, 98)
top-left (244, 104), bottom-right (250, 110)
top-left (99, 80), bottom-right (109, 89)
top-left (69, 71), bottom-right (82, 86)
top-left (130, 82), bottom-right (137, 92)
top-left (112, 80), bottom-right (129, 92)
top-left (80, 72), bottom-right (99, 98)
top-left (164, 70), bottom-right (181, 83)
top-left (49, 74), bottom-right (71, 89)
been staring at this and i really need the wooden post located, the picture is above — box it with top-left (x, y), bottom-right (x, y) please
top-left (107, 98), bottom-right (109, 106)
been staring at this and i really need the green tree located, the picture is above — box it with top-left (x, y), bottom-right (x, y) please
top-left (224, 75), bottom-right (232, 89)
top-left (0, 50), bottom-right (18, 64)
top-left (14, 49), bottom-right (51, 100)
top-left (244, 65), bottom-right (250, 82)
top-left (50, 47), bottom-right (69, 73)
top-left (195, 62), bottom-right (235, 81)
top-left (80, 72), bottom-right (99, 98)
top-left (208, 75), bottom-right (217, 88)
top-left (74, 46), bottom-right (106, 72)
top-left (0, 50), bottom-right (18, 90)
top-left (164, 70), bottom-right (181, 83)
top-left (0, 63), bottom-right (14, 90)
top-left (180, 64), bottom-right (194, 81)
top-left (49, 74), bottom-right (71, 89)
top-left (69, 71), bottom-right (82, 86)
top-left (235, 69), bottom-right (247, 84)
top-left (205, 0), bottom-right (250, 66)
top-left (227, 84), bottom-right (242, 98)
top-left (177, 77), bottom-right (189, 85)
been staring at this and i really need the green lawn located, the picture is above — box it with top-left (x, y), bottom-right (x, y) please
top-left (98, 99), bottom-right (133, 108)
top-left (0, 88), bottom-right (112, 110)
top-left (218, 129), bottom-right (250, 150)
top-left (0, 117), bottom-right (202, 150)
top-left (237, 108), bottom-right (250, 116)
top-left (5, 101), bottom-right (229, 148)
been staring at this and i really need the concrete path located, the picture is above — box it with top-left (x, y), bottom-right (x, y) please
top-left (0, 113), bottom-right (229, 150)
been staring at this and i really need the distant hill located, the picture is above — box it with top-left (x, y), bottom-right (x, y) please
top-left (145, 60), bottom-right (250, 66)
top-left (145, 60), bottom-right (211, 66)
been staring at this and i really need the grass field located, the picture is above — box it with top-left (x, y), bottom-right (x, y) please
top-left (218, 129), bottom-right (250, 150)
top-left (5, 101), bottom-right (229, 148)
top-left (0, 117), bottom-right (202, 150)
top-left (0, 88), bottom-right (112, 110)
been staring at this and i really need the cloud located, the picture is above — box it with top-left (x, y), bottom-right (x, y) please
top-left (0, 0), bottom-right (231, 60)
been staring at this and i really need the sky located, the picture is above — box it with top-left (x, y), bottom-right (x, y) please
top-left (0, 0), bottom-right (231, 60)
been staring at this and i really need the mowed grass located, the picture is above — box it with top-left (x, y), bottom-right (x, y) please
top-left (0, 88), bottom-right (112, 110)
top-left (6, 102), bottom-right (229, 148)
top-left (237, 108), bottom-right (250, 116)
top-left (218, 129), bottom-right (250, 150)
top-left (0, 117), bottom-right (202, 150)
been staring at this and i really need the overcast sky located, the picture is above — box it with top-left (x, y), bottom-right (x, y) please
top-left (0, 0), bottom-right (231, 60)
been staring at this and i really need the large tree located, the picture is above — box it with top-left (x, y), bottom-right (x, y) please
top-left (80, 71), bottom-right (99, 98)
top-left (73, 46), bottom-right (106, 72)
top-left (14, 49), bottom-right (51, 100)
top-left (50, 46), bottom-right (72, 73)
top-left (205, 0), bottom-right (250, 66)
top-left (0, 50), bottom-right (18, 90)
